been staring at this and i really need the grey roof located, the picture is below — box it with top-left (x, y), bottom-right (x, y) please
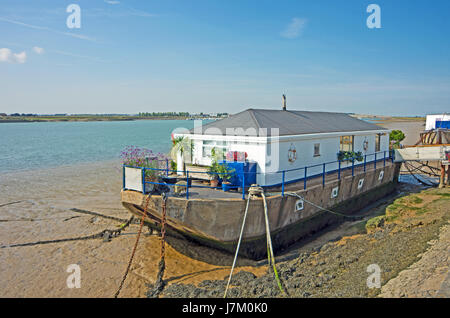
top-left (190, 109), bottom-right (388, 137)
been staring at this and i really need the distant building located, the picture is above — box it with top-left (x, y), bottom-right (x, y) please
top-left (426, 114), bottom-right (450, 130)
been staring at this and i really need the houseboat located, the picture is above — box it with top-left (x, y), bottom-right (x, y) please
top-left (121, 101), bottom-right (400, 259)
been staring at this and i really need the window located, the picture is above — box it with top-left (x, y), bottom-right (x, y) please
top-left (375, 134), bottom-right (381, 152)
top-left (202, 140), bottom-right (227, 159)
top-left (314, 143), bottom-right (320, 157)
top-left (340, 135), bottom-right (354, 152)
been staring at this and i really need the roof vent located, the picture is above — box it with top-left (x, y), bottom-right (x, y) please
top-left (282, 94), bottom-right (287, 111)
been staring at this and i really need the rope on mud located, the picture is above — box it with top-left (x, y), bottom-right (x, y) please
top-left (0, 216), bottom-right (134, 249)
top-left (114, 195), bottom-right (152, 298)
top-left (224, 194), bottom-right (251, 298)
top-left (404, 162), bottom-right (437, 187)
top-left (402, 161), bottom-right (440, 177)
top-left (285, 192), bottom-right (364, 219)
top-left (70, 208), bottom-right (130, 223)
top-left (0, 216), bottom-right (81, 222)
top-left (0, 200), bottom-right (25, 208)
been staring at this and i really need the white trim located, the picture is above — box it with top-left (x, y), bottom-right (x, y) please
top-left (176, 129), bottom-right (390, 144)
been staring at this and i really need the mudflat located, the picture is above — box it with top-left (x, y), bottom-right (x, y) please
top-left (0, 161), bottom-right (265, 297)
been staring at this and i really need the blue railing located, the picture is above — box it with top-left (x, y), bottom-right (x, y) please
top-left (123, 150), bottom-right (394, 200)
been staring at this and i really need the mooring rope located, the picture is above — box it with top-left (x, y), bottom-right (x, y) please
top-left (260, 190), bottom-right (285, 295)
top-left (284, 192), bottom-right (364, 219)
top-left (224, 185), bottom-right (285, 297)
top-left (404, 162), bottom-right (437, 187)
top-left (223, 195), bottom-right (251, 298)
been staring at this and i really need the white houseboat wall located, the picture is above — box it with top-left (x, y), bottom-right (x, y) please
top-left (174, 120), bottom-right (390, 187)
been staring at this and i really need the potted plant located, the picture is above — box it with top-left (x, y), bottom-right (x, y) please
top-left (218, 165), bottom-right (235, 192)
top-left (337, 151), bottom-right (363, 162)
top-left (208, 161), bottom-right (221, 187)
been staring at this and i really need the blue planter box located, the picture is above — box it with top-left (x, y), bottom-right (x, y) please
top-left (219, 160), bottom-right (257, 187)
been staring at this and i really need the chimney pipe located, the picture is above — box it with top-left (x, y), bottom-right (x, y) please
top-left (282, 94), bottom-right (286, 111)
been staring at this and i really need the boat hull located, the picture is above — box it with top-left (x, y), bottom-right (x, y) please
top-left (121, 163), bottom-right (400, 260)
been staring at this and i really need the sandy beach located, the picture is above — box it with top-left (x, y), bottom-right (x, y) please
top-left (1, 118), bottom-right (447, 298)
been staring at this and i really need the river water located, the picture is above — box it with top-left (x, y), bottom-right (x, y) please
top-left (0, 120), bottom-right (197, 173)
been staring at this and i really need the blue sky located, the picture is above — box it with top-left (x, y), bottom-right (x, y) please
top-left (0, 0), bottom-right (449, 116)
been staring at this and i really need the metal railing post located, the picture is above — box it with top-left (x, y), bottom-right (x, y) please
top-left (166, 159), bottom-right (169, 176)
top-left (338, 160), bottom-right (341, 180)
top-left (322, 163), bottom-right (326, 186)
top-left (383, 151), bottom-right (386, 167)
top-left (242, 171), bottom-right (245, 200)
top-left (374, 153), bottom-right (377, 170)
top-left (304, 167), bottom-right (307, 190)
top-left (122, 165), bottom-right (125, 189)
top-left (352, 159), bottom-right (354, 177)
top-left (364, 155), bottom-right (367, 172)
top-left (142, 167), bottom-right (146, 194)
top-left (282, 171), bottom-right (285, 197)
top-left (186, 171), bottom-right (189, 200)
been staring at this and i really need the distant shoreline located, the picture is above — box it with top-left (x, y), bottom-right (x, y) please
top-left (0, 116), bottom-right (215, 123)
top-left (0, 114), bottom-right (425, 124)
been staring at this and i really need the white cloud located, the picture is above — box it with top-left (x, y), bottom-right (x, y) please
top-left (13, 51), bottom-right (27, 63)
top-left (32, 46), bottom-right (45, 54)
top-left (0, 17), bottom-right (97, 42)
top-left (0, 48), bottom-right (27, 63)
top-left (280, 18), bottom-right (307, 39)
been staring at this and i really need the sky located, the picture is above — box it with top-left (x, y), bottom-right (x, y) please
top-left (0, 0), bottom-right (449, 116)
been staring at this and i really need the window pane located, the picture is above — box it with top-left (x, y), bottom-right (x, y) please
top-left (314, 143), bottom-right (320, 156)
top-left (375, 134), bottom-right (381, 152)
top-left (340, 135), bottom-right (354, 152)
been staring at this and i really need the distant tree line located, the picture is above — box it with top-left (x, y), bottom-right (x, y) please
top-left (138, 112), bottom-right (228, 117)
top-left (138, 112), bottom-right (190, 117)
top-left (9, 113), bottom-right (38, 117)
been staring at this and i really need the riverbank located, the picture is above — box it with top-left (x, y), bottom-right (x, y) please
top-left (160, 187), bottom-right (449, 298)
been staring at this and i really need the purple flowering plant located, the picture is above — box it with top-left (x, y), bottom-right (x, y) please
top-left (121, 145), bottom-right (169, 180)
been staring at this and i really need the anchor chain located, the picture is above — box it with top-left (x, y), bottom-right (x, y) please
top-left (114, 195), bottom-right (152, 298)
top-left (147, 192), bottom-right (168, 298)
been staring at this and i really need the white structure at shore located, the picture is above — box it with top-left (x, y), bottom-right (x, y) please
top-left (174, 105), bottom-right (390, 186)
top-left (425, 114), bottom-right (450, 131)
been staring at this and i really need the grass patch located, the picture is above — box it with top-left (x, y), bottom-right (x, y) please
top-left (365, 215), bottom-right (385, 232)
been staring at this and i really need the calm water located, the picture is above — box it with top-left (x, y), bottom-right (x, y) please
top-left (0, 120), bottom-right (199, 173)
